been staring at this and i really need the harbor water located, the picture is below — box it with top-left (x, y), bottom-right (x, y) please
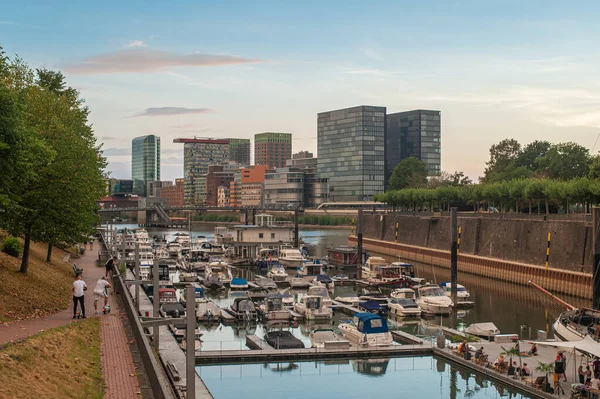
top-left (197, 356), bottom-right (535, 399)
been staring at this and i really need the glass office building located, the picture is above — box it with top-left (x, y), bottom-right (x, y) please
top-left (317, 105), bottom-right (386, 202)
top-left (228, 138), bottom-right (251, 167)
top-left (131, 135), bottom-right (160, 197)
top-left (386, 110), bottom-right (441, 184)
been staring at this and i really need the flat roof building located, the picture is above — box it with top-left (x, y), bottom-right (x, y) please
top-left (131, 135), bottom-right (160, 197)
top-left (255, 132), bottom-right (292, 168)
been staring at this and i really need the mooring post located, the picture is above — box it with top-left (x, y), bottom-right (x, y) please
top-left (153, 258), bottom-right (160, 351)
top-left (121, 227), bottom-right (127, 269)
top-left (357, 209), bottom-right (363, 280)
top-left (186, 284), bottom-right (196, 399)
top-left (294, 208), bottom-right (299, 248)
top-left (593, 207), bottom-right (600, 309)
top-left (450, 208), bottom-right (458, 315)
top-left (134, 242), bottom-right (140, 315)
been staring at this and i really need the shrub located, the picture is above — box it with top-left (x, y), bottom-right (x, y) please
top-left (2, 236), bottom-right (22, 257)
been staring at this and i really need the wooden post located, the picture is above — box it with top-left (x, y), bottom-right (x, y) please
top-left (186, 284), bottom-right (196, 399)
top-left (153, 258), bottom-right (160, 351)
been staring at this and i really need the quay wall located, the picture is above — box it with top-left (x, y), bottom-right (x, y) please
top-left (361, 214), bottom-right (592, 272)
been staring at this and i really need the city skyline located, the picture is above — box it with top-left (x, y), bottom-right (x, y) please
top-left (3, 1), bottom-right (600, 182)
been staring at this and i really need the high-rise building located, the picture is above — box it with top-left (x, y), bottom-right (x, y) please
top-left (229, 165), bottom-right (271, 207)
top-left (174, 138), bottom-right (230, 205)
top-left (386, 110), bottom-right (441, 183)
top-left (317, 105), bottom-right (386, 202)
top-left (159, 178), bottom-right (184, 207)
top-left (205, 165), bottom-right (235, 206)
top-left (147, 180), bottom-right (173, 198)
top-left (254, 132), bottom-right (292, 168)
top-left (131, 135), bottom-right (160, 197)
top-left (228, 138), bottom-right (251, 166)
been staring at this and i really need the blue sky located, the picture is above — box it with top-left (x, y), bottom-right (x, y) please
top-left (2, 0), bottom-right (600, 181)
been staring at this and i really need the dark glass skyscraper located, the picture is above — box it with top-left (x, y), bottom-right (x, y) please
top-left (317, 105), bottom-right (386, 201)
top-left (228, 138), bottom-right (251, 166)
top-left (131, 135), bottom-right (160, 197)
top-left (386, 110), bottom-right (441, 185)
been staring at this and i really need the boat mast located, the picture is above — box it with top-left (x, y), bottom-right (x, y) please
top-left (528, 281), bottom-right (576, 311)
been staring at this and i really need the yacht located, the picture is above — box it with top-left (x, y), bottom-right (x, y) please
top-left (334, 292), bottom-right (361, 307)
top-left (134, 228), bottom-right (149, 244)
top-left (307, 285), bottom-right (333, 308)
top-left (440, 282), bottom-right (471, 299)
top-left (173, 232), bottom-right (191, 247)
top-left (258, 295), bottom-right (292, 321)
top-left (205, 260), bottom-right (232, 285)
top-left (416, 284), bottom-right (453, 315)
top-left (279, 247), bottom-right (305, 269)
top-left (255, 248), bottom-right (279, 269)
top-left (155, 246), bottom-right (170, 260)
top-left (387, 298), bottom-right (422, 317)
top-left (338, 313), bottom-right (393, 347)
top-left (167, 242), bottom-right (181, 257)
top-left (361, 256), bottom-right (388, 279)
top-left (390, 262), bottom-right (425, 284)
top-left (390, 288), bottom-right (417, 300)
top-left (198, 240), bottom-right (226, 255)
top-left (293, 295), bottom-right (332, 321)
top-left (363, 257), bottom-right (410, 288)
top-left (266, 263), bottom-right (288, 282)
top-left (226, 297), bottom-right (257, 321)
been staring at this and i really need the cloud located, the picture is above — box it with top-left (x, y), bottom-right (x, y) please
top-left (134, 107), bottom-right (213, 117)
top-left (102, 148), bottom-right (131, 156)
top-left (63, 48), bottom-right (265, 75)
top-left (126, 40), bottom-right (146, 48)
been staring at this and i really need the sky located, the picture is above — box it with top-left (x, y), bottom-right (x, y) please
top-left (2, 0), bottom-right (600, 182)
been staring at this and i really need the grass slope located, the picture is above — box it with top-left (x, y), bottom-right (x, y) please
top-left (0, 232), bottom-right (74, 324)
top-left (0, 318), bottom-right (104, 399)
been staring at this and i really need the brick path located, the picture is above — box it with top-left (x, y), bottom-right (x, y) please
top-left (0, 239), bottom-right (142, 398)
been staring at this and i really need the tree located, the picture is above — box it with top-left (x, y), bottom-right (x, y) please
top-left (428, 171), bottom-right (472, 188)
top-left (388, 157), bottom-right (428, 191)
top-left (482, 139), bottom-right (522, 182)
top-left (589, 155), bottom-right (600, 179)
top-left (515, 140), bottom-right (551, 171)
top-left (537, 142), bottom-right (590, 180)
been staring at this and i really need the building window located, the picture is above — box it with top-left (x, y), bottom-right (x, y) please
top-left (259, 233), bottom-right (264, 239)
top-left (271, 233), bottom-right (275, 239)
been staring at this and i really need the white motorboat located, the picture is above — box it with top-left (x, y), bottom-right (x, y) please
top-left (167, 242), bottom-right (181, 257)
top-left (205, 260), bottom-right (232, 285)
top-left (338, 313), bottom-right (393, 347)
top-left (307, 285), bottom-right (333, 307)
top-left (335, 292), bottom-right (361, 307)
top-left (440, 282), bottom-right (471, 299)
top-left (464, 322), bottom-right (501, 339)
top-left (134, 228), bottom-right (149, 244)
top-left (279, 247), bottom-right (305, 269)
top-left (416, 284), bottom-right (454, 315)
top-left (390, 262), bottom-right (425, 284)
top-left (198, 240), bottom-right (226, 255)
top-left (179, 271), bottom-right (198, 283)
top-left (267, 263), bottom-right (288, 282)
top-left (226, 297), bottom-right (257, 321)
top-left (173, 232), bottom-right (191, 247)
top-left (230, 278), bottom-right (248, 290)
top-left (390, 288), bottom-right (416, 300)
top-left (288, 277), bottom-right (311, 289)
top-left (358, 286), bottom-right (388, 306)
top-left (309, 329), bottom-right (349, 349)
top-left (362, 256), bottom-right (387, 279)
top-left (293, 295), bottom-right (332, 321)
top-left (387, 298), bottom-right (422, 317)
top-left (259, 295), bottom-right (292, 321)
top-left (155, 246), bottom-right (170, 260)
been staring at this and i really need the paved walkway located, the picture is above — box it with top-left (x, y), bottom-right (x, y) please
top-left (0, 240), bottom-right (141, 398)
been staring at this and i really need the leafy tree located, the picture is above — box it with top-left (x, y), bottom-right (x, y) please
top-left (428, 171), bottom-right (472, 188)
top-left (515, 140), bottom-right (551, 171)
top-left (388, 157), bottom-right (428, 190)
top-left (482, 139), bottom-right (521, 182)
top-left (537, 142), bottom-right (590, 180)
top-left (589, 155), bottom-right (600, 179)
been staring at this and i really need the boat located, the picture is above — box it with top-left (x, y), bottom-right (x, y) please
top-left (246, 288), bottom-right (275, 302)
top-left (297, 260), bottom-right (325, 278)
top-left (203, 274), bottom-right (224, 290)
top-left (279, 246), bottom-right (305, 269)
top-left (254, 277), bottom-right (278, 290)
top-left (416, 284), bottom-right (453, 315)
top-left (358, 300), bottom-right (387, 316)
top-left (309, 329), bottom-right (349, 349)
top-left (181, 286), bottom-right (206, 305)
top-left (167, 241), bottom-right (182, 257)
top-left (352, 358), bottom-right (390, 376)
top-left (173, 232), bottom-right (191, 247)
top-left (188, 247), bottom-right (209, 272)
top-left (154, 246), bottom-right (170, 260)
top-left (464, 322), bottom-right (501, 340)
top-left (157, 287), bottom-right (178, 304)
top-left (288, 277), bottom-right (311, 289)
top-left (315, 274), bottom-right (335, 291)
top-left (198, 240), bottom-right (226, 255)
top-left (293, 295), bottom-right (332, 321)
top-left (335, 292), bottom-right (361, 307)
top-left (179, 272), bottom-right (198, 283)
top-left (440, 282), bottom-right (471, 299)
top-left (160, 303), bottom-right (186, 318)
top-left (362, 257), bottom-right (411, 288)
top-left (180, 338), bottom-right (202, 351)
top-left (387, 297), bottom-right (422, 317)
top-left (390, 262), bottom-right (425, 284)
top-left (267, 263), bottom-right (288, 282)
top-left (338, 313), bottom-right (393, 347)
top-left (255, 248), bottom-right (280, 269)
top-left (205, 260), bottom-right (232, 285)
top-left (134, 228), bottom-right (149, 244)
top-left (264, 323), bottom-right (305, 349)
top-left (307, 285), bottom-right (333, 307)
top-left (196, 301), bottom-right (222, 322)
top-left (280, 292), bottom-right (295, 308)
top-left (390, 288), bottom-right (417, 300)
top-left (226, 297), bottom-right (257, 321)
top-left (530, 281), bottom-right (600, 342)
top-left (358, 286), bottom-right (388, 306)
top-left (327, 246), bottom-right (360, 268)
top-left (230, 277), bottom-right (248, 290)
top-left (258, 295), bottom-right (292, 321)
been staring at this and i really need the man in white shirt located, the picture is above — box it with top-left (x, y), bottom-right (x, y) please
top-left (72, 275), bottom-right (87, 319)
top-left (591, 373), bottom-right (600, 390)
top-left (93, 277), bottom-right (111, 313)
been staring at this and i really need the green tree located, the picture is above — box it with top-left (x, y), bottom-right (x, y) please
top-left (482, 138), bottom-right (522, 182)
top-left (388, 157), bottom-right (428, 190)
top-left (589, 155), bottom-right (600, 179)
top-left (537, 142), bottom-right (590, 180)
top-left (515, 140), bottom-right (551, 171)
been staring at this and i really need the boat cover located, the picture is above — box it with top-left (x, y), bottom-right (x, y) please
top-left (359, 300), bottom-right (382, 311)
top-left (161, 303), bottom-right (185, 317)
top-left (195, 287), bottom-right (205, 298)
top-left (465, 322), bottom-right (500, 336)
top-left (231, 278), bottom-right (247, 286)
top-left (354, 312), bottom-right (389, 334)
top-left (265, 331), bottom-right (305, 349)
top-left (316, 275), bottom-right (332, 283)
top-left (389, 298), bottom-right (418, 308)
top-left (231, 298), bottom-right (255, 312)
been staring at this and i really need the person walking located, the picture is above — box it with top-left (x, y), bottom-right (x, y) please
top-left (105, 257), bottom-right (115, 279)
top-left (72, 275), bottom-right (87, 319)
top-left (579, 365), bottom-right (586, 384)
top-left (93, 277), bottom-right (111, 314)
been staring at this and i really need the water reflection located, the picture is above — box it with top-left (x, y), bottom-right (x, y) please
top-left (197, 356), bottom-right (534, 399)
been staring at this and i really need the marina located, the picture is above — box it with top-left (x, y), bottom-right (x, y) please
top-left (102, 223), bottom-right (597, 398)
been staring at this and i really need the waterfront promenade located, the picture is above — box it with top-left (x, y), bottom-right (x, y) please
top-left (0, 240), bottom-right (142, 399)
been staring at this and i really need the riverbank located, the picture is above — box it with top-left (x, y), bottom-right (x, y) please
top-left (0, 318), bottom-right (104, 399)
top-left (0, 233), bottom-right (74, 324)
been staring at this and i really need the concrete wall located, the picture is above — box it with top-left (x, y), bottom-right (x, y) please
top-left (361, 214), bottom-right (593, 272)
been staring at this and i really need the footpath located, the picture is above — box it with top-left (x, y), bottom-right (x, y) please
top-left (0, 240), bottom-right (141, 398)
